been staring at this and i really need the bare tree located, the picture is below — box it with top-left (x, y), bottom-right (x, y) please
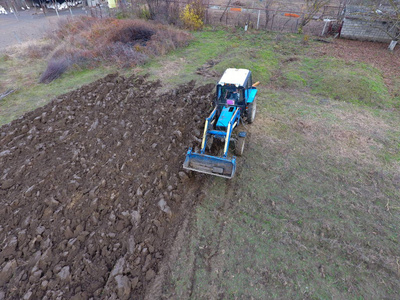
top-left (264, 0), bottom-right (275, 29)
top-left (298, 0), bottom-right (330, 33)
top-left (145, 0), bottom-right (160, 19)
top-left (143, 0), bottom-right (180, 23)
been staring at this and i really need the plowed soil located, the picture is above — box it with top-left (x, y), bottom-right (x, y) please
top-left (0, 73), bottom-right (214, 299)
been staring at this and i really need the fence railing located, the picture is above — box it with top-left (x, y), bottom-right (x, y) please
top-left (3, 0), bottom-right (342, 36)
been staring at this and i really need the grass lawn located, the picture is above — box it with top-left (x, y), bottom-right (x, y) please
top-left (152, 28), bottom-right (400, 299)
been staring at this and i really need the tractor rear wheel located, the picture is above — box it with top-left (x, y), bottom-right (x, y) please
top-left (235, 137), bottom-right (245, 156)
top-left (247, 99), bottom-right (257, 124)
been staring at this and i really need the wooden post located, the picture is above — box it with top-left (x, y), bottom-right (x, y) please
top-left (389, 40), bottom-right (397, 51)
top-left (10, 0), bottom-right (19, 20)
top-left (54, 0), bottom-right (59, 17)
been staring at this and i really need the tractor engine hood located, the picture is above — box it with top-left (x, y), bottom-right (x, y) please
top-left (216, 106), bottom-right (238, 130)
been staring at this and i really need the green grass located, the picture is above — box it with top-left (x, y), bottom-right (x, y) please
top-left (157, 29), bottom-right (400, 299)
top-left (140, 28), bottom-right (281, 86)
top-left (279, 57), bottom-right (393, 108)
top-left (166, 87), bottom-right (400, 299)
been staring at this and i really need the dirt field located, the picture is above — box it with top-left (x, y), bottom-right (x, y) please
top-left (0, 74), bottom-right (214, 299)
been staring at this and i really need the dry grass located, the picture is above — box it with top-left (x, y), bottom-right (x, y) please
top-left (35, 17), bottom-right (193, 83)
top-left (154, 58), bottom-right (187, 81)
top-left (251, 92), bottom-right (395, 169)
top-left (24, 41), bottom-right (57, 60)
top-left (296, 114), bottom-right (387, 165)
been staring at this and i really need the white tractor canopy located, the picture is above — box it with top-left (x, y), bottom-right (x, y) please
top-left (218, 68), bottom-right (251, 88)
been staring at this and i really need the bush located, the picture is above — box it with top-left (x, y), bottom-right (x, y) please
top-left (104, 43), bottom-right (149, 67)
top-left (109, 25), bottom-right (155, 44)
top-left (180, 1), bottom-right (204, 31)
top-left (39, 58), bottom-right (72, 84)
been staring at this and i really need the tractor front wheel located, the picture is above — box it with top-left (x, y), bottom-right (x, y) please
top-left (235, 137), bottom-right (245, 156)
top-left (247, 99), bottom-right (257, 124)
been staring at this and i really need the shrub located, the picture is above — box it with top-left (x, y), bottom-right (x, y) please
top-left (39, 58), bottom-right (72, 84)
top-left (302, 34), bottom-right (310, 45)
top-left (104, 43), bottom-right (149, 67)
top-left (180, 1), bottom-right (204, 31)
top-left (167, 2), bottom-right (181, 25)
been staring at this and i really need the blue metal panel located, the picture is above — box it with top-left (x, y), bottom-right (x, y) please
top-left (221, 108), bottom-right (240, 158)
top-left (247, 88), bottom-right (257, 103)
top-left (208, 130), bottom-right (227, 137)
top-left (216, 106), bottom-right (236, 128)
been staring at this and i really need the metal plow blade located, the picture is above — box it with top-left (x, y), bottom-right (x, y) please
top-left (183, 149), bottom-right (236, 179)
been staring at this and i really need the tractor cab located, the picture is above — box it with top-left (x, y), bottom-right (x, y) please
top-left (215, 69), bottom-right (253, 130)
top-left (216, 68), bottom-right (252, 108)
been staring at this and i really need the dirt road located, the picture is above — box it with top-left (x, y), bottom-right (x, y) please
top-left (0, 7), bottom-right (86, 51)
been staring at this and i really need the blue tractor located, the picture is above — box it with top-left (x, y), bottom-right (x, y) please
top-left (183, 68), bottom-right (258, 179)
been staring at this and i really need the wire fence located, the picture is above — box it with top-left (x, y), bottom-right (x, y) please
top-left (206, 2), bottom-right (344, 34)
top-left (2, 0), bottom-right (343, 37)
top-left (91, 1), bottom-right (344, 35)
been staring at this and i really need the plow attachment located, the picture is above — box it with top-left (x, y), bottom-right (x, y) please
top-left (183, 148), bottom-right (236, 179)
